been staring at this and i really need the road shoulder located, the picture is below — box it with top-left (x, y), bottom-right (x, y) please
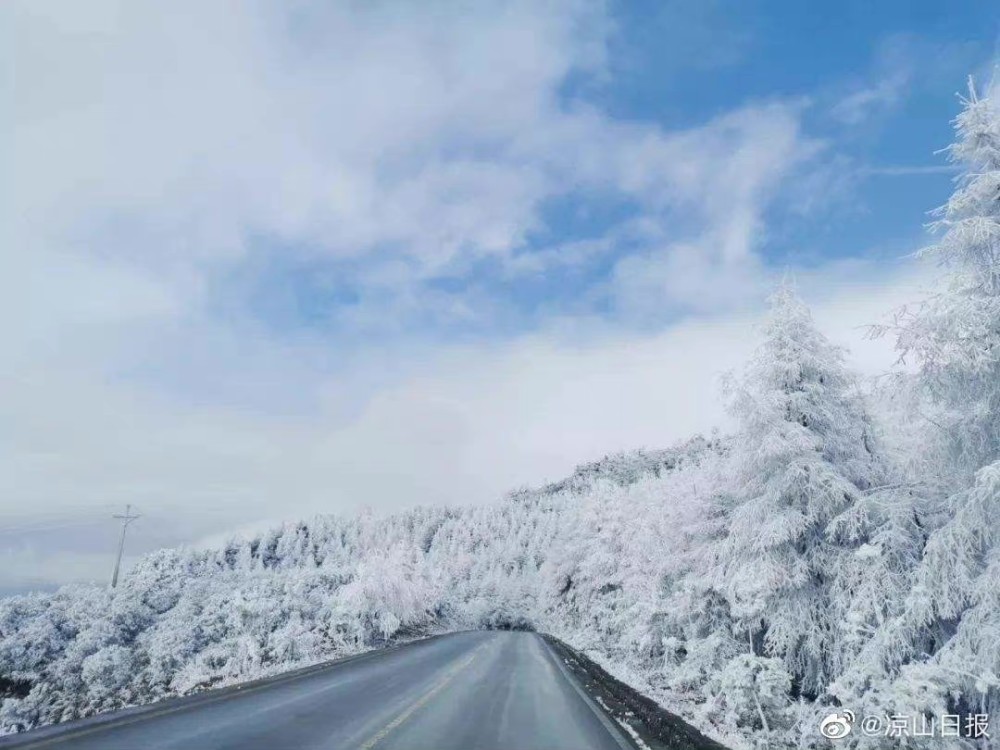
top-left (542, 636), bottom-right (730, 750)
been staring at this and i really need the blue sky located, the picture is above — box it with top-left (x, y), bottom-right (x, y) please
top-left (2, 0), bottom-right (999, 590)
top-left (198, 0), bottom-right (997, 347)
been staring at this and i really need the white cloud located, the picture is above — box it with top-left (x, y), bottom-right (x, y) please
top-left (4, 0), bottom-right (607, 278)
top-left (831, 36), bottom-right (915, 126)
top-left (833, 74), bottom-right (910, 126)
top-left (0, 1), bottom-right (935, 589)
top-left (0, 260), bottom-right (930, 589)
top-left (860, 165), bottom-right (958, 176)
top-left (2, 0), bottom-right (820, 315)
top-left (607, 103), bottom-right (818, 319)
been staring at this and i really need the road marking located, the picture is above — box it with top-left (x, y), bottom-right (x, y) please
top-left (356, 644), bottom-right (485, 750)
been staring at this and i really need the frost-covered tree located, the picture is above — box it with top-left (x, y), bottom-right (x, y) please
top-left (711, 283), bottom-right (883, 699)
top-left (815, 78), bottom-right (1000, 750)
top-left (874, 77), bottom-right (1000, 727)
top-left (891, 77), bottom-right (1000, 479)
top-left (712, 653), bottom-right (793, 738)
top-left (333, 545), bottom-right (440, 647)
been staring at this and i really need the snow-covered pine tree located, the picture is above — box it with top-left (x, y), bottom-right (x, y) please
top-left (893, 76), bottom-right (1000, 480)
top-left (712, 282), bottom-right (883, 701)
top-left (867, 77), bottom-right (1000, 736)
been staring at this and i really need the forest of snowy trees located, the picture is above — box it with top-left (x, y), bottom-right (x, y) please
top-left (3, 81), bottom-right (1000, 749)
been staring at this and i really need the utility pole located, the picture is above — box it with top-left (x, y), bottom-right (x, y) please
top-left (110, 504), bottom-right (140, 589)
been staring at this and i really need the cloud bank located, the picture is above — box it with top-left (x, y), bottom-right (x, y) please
top-left (1, 1), bottom-right (940, 588)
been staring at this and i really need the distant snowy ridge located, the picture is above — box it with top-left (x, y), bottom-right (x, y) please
top-left (526, 436), bottom-right (722, 497)
top-left (0, 440), bottom-right (709, 736)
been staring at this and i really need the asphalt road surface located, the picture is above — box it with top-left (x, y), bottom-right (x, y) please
top-left (2, 631), bottom-right (637, 750)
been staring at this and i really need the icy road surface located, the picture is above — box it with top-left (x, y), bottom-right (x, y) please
top-left (1, 631), bottom-right (637, 750)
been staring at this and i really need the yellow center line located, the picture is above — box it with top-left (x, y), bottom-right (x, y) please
top-left (356, 644), bottom-right (486, 750)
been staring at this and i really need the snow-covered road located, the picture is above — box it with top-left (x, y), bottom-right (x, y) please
top-left (0, 631), bottom-right (636, 750)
